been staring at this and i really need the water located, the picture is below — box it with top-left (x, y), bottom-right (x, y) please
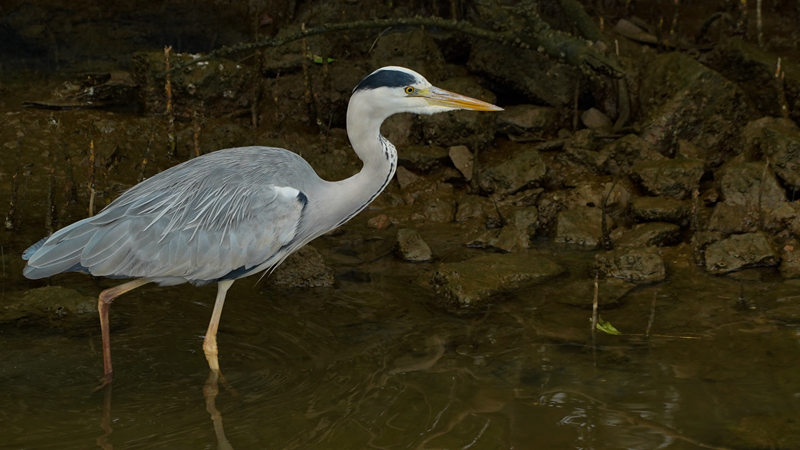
top-left (3, 242), bottom-right (800, 448)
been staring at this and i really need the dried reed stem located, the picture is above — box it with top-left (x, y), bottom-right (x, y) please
top-left (4, 173), bottom-right (18, 231)
top-left (46, 168), bottom-right (56, 234)
top-left (192, 107), bottom-right (202, 158)
top-left (164, 45), bottom-right (176, 158)
top-left (646, 292), bottom-right (657, 338)
top-left (756, 0), bottom-right (764, 47)
top-left (775, 57), bottom-right (790, 118)
top-left (88, 140), bottom-right (96, 217)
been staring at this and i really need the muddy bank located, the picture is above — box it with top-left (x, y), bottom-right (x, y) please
top-left (2, 1), bottom-right (800, 312)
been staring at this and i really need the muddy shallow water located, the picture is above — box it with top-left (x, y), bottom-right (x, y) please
top-left (3, 233), bottom-right (800, 449)
top-left (3, 2), bottom-right (800, 447)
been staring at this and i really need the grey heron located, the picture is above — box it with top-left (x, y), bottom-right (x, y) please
top-left (22, 66), bottom-right (501, 383)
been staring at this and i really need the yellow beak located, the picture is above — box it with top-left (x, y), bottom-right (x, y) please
top-left (423, 86), bottom-right (503, 111)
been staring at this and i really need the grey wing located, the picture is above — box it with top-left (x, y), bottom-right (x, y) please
top-left (23, 179), bottom-right (307, 283)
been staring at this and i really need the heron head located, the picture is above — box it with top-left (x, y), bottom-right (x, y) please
top-left (352, 66), bottom-right (502, 116)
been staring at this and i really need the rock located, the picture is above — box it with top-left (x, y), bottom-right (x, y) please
top-left (595, 247), bottom-right (667, 284)
top-left (639, 52), bottom-right (757, 166)
top-left (466, 228), bottom-right (519, 253)
top-left (555, 206), bottom-right (606, 248)
top-left (614, 18), bottom-right (658, 44)
top-left (704, 232), bottom-right (780, 274)
top-left (581, 108), bottom-right (612, 130)
top-left (429, 253), bottom-right (564, 309)
top-left (613, 222), bottom-right (681, 248)
top-left (742, 117), bottom-right (800, 191)
top-left (381, 114), bottom-right (416, 148)
top-left (478, 148), bottom-right (546, 195)
top-left (396, 229), bottom-right (433, 262)
top-left (766, 202), bottom-right (800, 236)
top-left (448, 145), bottom-right (474, 180)
top-left (691, 231), bottom-right (724, 265)
top-left (561, 129), bottom-right (607, 171)
top-left (367, 214), bottom-right (392, 230)
top-left (631, 196), bottom-right (690, 224)
top-left (705, 38), bottom-right (800, 124)
top-left (717, 161), bottom-right (786, 209)
top-left (270, 246), bottom-right (334, 288)
top-left (468, 40), bottom-right (582, 107)
top-left (395, 166), bottom-right (423, 190)
top-left (466, 206), bottom-right (538, 252)
top-left (707, 161), bottom-right (789, 234)
top-left (632, 158), bottom-right (704, 199)
top-left (132, 51), bottom-right (250, 115)
top-left (600, 134), bottom-right (665, 175)
top-left (410, 187), bottom-right (457, 223)
top-left (496, 105), bottom-right (561, 137)
top-left (0, 286), bottom-right (97, 327)
top-left (421, 77), bottom-right (497, 148)
top-left (398, 145), bottom-right (450, 172)
top-left (707, 203), bottom-right (760, 234)
top-left (555, 278), bottom-right (636, 308)
top-left (368, 28), bottom-right (446, 80)
top-left (454, 195), bottom-right (500, 224)
top-left (566, 181), bottom-right (631, 213)
top-left (779, 240), bottom-right (800, 278)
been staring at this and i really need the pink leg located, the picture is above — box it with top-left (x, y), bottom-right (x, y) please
top-left (98, 279), bottom-right (150, 385)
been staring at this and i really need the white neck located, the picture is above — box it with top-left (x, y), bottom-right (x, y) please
top-left (307, 91), bottom-right (398, 235)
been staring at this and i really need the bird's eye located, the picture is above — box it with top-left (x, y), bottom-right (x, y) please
top-left (404, 86), bottom-right (415, 95)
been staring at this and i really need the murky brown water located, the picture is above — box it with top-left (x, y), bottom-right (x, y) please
top-left (1, 26), bottom-right (800, 449)
top-left (3, 233), bottom-right (800, 448)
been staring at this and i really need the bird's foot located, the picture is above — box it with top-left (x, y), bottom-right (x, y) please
top-left (94, 372), bottom-right (113, 392)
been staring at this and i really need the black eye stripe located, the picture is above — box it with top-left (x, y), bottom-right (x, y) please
top-left (354, 69), bottom-right (417, 92)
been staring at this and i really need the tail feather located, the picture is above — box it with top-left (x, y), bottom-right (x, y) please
top-left (22, 217), bottom-right (97, 279)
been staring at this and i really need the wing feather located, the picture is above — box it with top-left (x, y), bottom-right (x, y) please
top-left (23, 147), bottom-right (313, 283)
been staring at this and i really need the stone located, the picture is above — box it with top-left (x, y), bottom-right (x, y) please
top-left (496, 105), bottom-right (561, 137)
top-left (717, 161), bottom-right (786, 210)
top-left (614, 18), bottom-right (658, 44)
top-left (632, 158), bottom-right (704, 199)
top-left (704, 232), bottom-right (780, 274)
top-left (395, 166), bottom-right (423, 190)
top-left (562, 129), bottom-right (607, 171)
top-left (429, 253), bottom-right (564, 309)
top-left (468, 40), bottom-right (581, 107)
top-left (631, 196), bottom-right (690, 224)
top-left (613, 222), bottom-right (681, 248)
top-left (581, 107), bottom-right (612, 130)
top-left (478, 148), bottom-right (546, 195)
top-left (368, 28), bottom-right (446, 80)
top-left (600, 134), bottom-right (665, 175)
top-left (448, 145), bottom-right (474, 180)
top-left (638, 52), bottom-right (757, 166)
top-left (132, 51), bottom-right (250, 115)
top-left (0, 286), bottom-right (97, 327)
top-left (454, 195), bottom-right (500, 224)
top-left (366, 214), bottom-right (391, 230)
top-left (742, 117), bottom-right (800, 191)
top-left (271, 246), bottom-right (334, 288)
top-left (398, 144), bottom-right (450, 172)
top-left (396, 229), bottom-right (433, 262)
top-left (779, 240), bottom-right (800, 279)
top-left (555, 206), bottom-right (605, 248)
top-left (595, 247), bottom-right (667, 284)
top-left (421, 77), bottom-right (497, 148)
top-left (466, 206), bottom-right (538, 252)
top-left (705, 38), bottom-right (800, 124)
top-left (707, 203), bottom-right (760, 234)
